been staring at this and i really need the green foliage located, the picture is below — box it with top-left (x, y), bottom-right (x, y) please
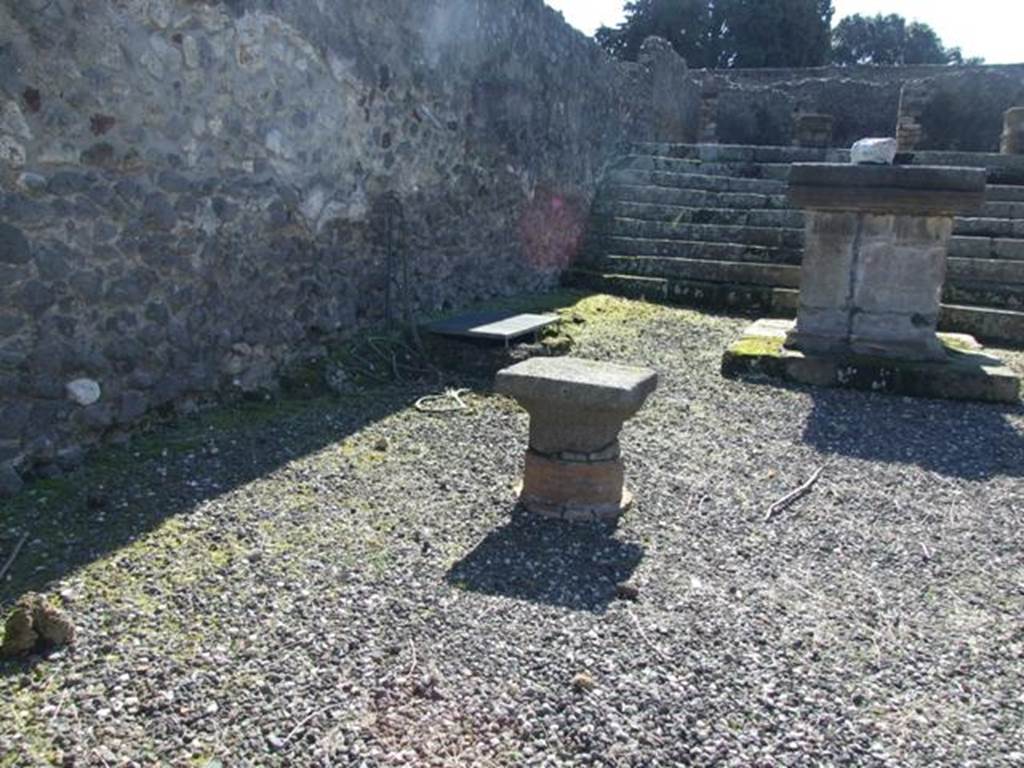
top-left (831, 13), bottom-right (981, 66)
top-left (595, 0), bottom-right (833, 68)
top-left (720, 0), bottom-right (834, 68)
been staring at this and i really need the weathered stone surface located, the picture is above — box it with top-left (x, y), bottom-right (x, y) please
top-left (45, 171), bottom-right (91, 195)
top-left (787, 164), bottom-right (983, 363)
top-left (789, 163), bottom-right (986, 215)
top-left (723, 319), bottom-right (1021, 404)
top-left (0, 221), bottom-right (31, 264)
top-left (850, 137), bottom-right (897, 165)
top-left (789, 212), bottom-right (947, 360)
top-left (496, 357), bottom-right (658, 415)
top-left (17, 280), bottom-right (56, 316)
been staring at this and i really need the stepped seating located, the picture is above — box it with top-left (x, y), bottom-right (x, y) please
top-left (569, 144), bottom-right (1024, 345)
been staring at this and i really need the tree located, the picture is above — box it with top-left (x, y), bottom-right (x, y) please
top-left (595, 0), bottom-right (834, 69)
top-left (831, 14), bottom-right (981, 66)
top-left (595, 0), bottom-right (722, 67)
top-left (723, 0), bottom-right (834, 68)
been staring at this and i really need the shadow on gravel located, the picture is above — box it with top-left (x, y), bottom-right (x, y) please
top-left (802, 391), bottom-right (1024, 480)
top-left (445, 508), bottom-right (644, 613)
top-left (0, 392), bottom-right (415, 627)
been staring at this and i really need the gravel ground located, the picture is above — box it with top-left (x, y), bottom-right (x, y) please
top-left (2, 292), bottom-right (1024, 767)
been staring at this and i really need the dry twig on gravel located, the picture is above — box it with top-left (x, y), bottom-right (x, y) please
top-left (764, 464), bottom-right (828, 522)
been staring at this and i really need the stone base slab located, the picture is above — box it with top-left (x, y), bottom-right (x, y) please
top-left (722, 319), bottom-right (1021, 404)
top-left (517, 451), bottom-right (633, 522)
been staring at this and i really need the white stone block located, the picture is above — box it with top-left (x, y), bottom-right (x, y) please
top-left (66, 379), bottom-right (101, 406)
top-left (851, 137), bottom-right (897, 165)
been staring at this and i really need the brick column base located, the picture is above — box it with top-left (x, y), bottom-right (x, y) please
top-left (519, 450), bottom-right (632, 522)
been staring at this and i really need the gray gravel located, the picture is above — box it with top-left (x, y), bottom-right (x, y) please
top-left (2, 293), bottom-right (1024, 767)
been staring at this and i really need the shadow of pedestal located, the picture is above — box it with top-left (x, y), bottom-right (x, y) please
top-left (445, 507), bottom-right (644, 613)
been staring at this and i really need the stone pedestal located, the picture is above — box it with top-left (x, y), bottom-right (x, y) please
top-left (792, 113), bottom-right (833, 149)
top-left (495, 357), bottom-right (658, 522)
top-left (1002, 107), bottom-right (1024, 155)
top-left (786, 164), bottom-right (986, 361)
top-left (896, 80), bottom-right (929, 152)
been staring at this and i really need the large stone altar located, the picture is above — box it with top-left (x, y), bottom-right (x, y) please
top-left (723, 161), bottom-right (1021, 403)
top-left (785, 163), bottom-right (984, 361)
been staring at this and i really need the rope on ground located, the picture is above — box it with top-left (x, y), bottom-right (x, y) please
top-left (415, 388), bottom-right (470, 414)
top-left (764, 463), bottom-right (828, 522)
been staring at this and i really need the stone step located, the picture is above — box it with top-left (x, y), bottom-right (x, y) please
top-left (944, 281), bottom-right (1024, 311)
top-left (607, 167), bottom-right (1024, 220)
top-left (611, 155), bottom-right (703, 174)
top-left (910, 151), bottom-right (1024, 185)
top-left (565, 268), bottom-right (670, 301)
top-left (624, 144), bottom-right (1024, 181)
top-left (605, 168), bottom-right (787, 194)
top-left (947, 257), bottom-right (1024, 285)
top-left (614, 155), bottom-right (793, 181)
top-left (593, 217), bottom-right (805, 249)
top-left (939, 304), bottom-right (1024, 345)
top-left (587, 254), bottom-right (801, 287)
top-left (579, 250), bottom-right (1024, 291)
top-left (949, 236), bottom-right (1024, 261)
top-left (693, 162), bottom-right (791, 182)
top-left (579, 253), bottom-right (1022, 298)
top-left (982, 201), bottom-right (1024, 219)
top-left (591, 201), bottom-right (805, 229)
top-left (597, 184), bottom-right (789, 211)
top-left (987, 185), bottom-right (1024, 203)
top-left (602, 184), bottom-right (1024, 223)
top-left (566, 268), bottom-right (793, 314)
top-left (580, 235), bottom-right (803, 265)
top-left (625, 142), bottom-right (841, 163)
top-left (953, 217), bottom-right (1024, 239)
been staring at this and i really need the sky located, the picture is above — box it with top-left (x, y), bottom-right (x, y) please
top-left (543, 0), bottom-right (1023, 64)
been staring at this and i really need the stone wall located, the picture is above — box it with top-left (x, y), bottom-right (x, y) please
top-left (0, 0), bottom-right (692, 494)
top-left (697, 64), bottom-right (1024, 150)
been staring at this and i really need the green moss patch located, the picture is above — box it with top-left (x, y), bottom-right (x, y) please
top-left (727, 335), bottom-right (786, 358)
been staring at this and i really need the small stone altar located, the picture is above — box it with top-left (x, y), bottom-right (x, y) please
top-left (723, 156), bottom-right (1021, 403)
top-left (496, 357), bottom-right (658, 521)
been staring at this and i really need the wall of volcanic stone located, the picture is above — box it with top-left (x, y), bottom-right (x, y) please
top-left (0, 0), bottom-right (692, 492)
top-left (697, 64), bottom-right (1024, 150)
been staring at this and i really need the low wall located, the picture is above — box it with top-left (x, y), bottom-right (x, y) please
top-left (0, 0), bottom-right (693, 493)
top-left (697, 64), bottom-right (1024, 150)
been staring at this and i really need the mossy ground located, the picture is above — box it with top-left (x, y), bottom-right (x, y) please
top-left (2, 291), bottom-right (1022, 766)
top-left (0, 290), bottom-right (696, 764)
